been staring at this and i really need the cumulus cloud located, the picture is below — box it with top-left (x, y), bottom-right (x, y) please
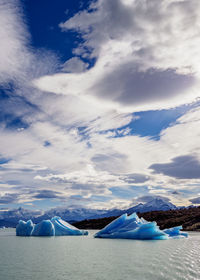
top-left (92, 67), bottom-right (195, 106)
top-left (35, 0), bottom-right (200, 111)
top-left (150, 155), bottom-right (200, 179)
top-left (189, 197), bottom-right (200, 204)
top-left (136, 195), bottom-right (170, 204)
top-left (123, 173), bottom-right (150, 184)
top-left (92, 153), bottom-right (129, 173)
top-left (0, 193), bottom-right (18, 204)
top-left (1, 105), bottom-right (200, 208)
top-left (60, 0), bottom-right (200, 73)
top-left (62, 57), bottom-right (89, 73)
top-left (1, 0), bottom-right (200, 210)
top-left (34, 164), bottom-right (121, 198)
top-left (33, 189), bottom-right (64, 199)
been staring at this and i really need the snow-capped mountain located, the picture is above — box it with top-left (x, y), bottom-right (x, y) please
top-left (0, 207), bottom-right (42, 227)
top-left (127, 197), bottom-right (177, 214)
top-left (44, 197), bottom-right (177, 221)
top-left (0, 196), bottom-right (178, 227)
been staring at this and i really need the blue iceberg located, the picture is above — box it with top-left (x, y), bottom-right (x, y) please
top-left (94, 213), bottom-right (188, 240)
top-left (16, 220), bottom-right (34, 236)
top-left (163, 226), bottom-right (188, 238)
top-left (32, 220), bottom-right (55, 236)
top-left (16, 216), bottom-right (88, 237)
top-left (51, 216), bottom-right (88, 236)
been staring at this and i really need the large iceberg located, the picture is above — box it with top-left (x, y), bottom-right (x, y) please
top-left (16, 216), bottom-right (88, 237)
top-left (94, 213), bottom-right (188, 240)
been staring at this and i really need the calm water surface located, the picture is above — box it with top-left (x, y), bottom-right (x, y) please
top-left (0, 229), bottom-right (200, 280)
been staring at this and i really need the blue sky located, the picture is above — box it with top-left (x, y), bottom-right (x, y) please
top-left (23, 0), bottom-right (89, 62)
top-left (0, 0), bottom-right (200, 211)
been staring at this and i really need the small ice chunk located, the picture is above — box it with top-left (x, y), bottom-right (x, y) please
top-left (164, 226), bottom-right (188, 238)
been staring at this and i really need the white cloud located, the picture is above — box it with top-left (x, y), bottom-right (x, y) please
top-left (0, 0), bottom-right (30, 83)
top-left (0, 0), bottom-right (58, 96)
top-left (1, 0), bottom-right (200, 209)
top-left (62, 57), bottom-right (89, 73)
top-left (35, 0), bottom-right (200, 111)
top-left (1, 104), bottom-right (200, 207)
top-left (35, 164), bottom-right (123, 188)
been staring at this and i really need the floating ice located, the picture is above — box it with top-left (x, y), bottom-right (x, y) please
top-left (163, 226), bottom-right (188, 238)
top-left (16, 220), bottom-right (34, 236)
top-left (32, 220), bottom-right (55, 236)
top-left (51, 216), bottom-right (88, 236)
top-left (16, 216), bottom-right (88, 237)
top-left (94, 213), bottom-right (188, 240)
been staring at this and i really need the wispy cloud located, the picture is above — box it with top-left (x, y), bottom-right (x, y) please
top-left (0, 0), bottom-right (200, 210)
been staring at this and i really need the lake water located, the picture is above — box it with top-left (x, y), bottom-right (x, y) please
top-left (0, 228), bottom-right (200, 280)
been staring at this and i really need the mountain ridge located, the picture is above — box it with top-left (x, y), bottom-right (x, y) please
top-left (0, 196), bottom-right (178, 227)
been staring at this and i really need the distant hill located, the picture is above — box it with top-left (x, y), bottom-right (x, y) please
top-left (73, 206), bottom-right (200, 231)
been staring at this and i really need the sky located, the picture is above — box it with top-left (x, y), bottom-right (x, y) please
top-left (0, 0), bottom-right (200, 211)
